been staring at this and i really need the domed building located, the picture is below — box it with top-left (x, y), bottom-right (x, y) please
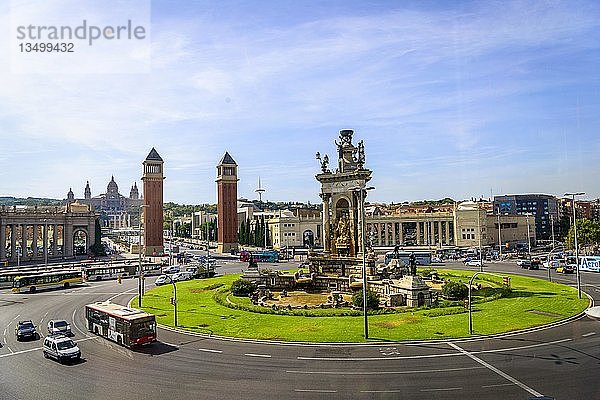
top-left (65, 176), bottom-right (142, 229)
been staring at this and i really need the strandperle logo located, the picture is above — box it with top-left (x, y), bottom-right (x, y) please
top-left (15, 19), bottom-right (147, 46)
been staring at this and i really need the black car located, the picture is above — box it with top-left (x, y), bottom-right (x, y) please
top-left (15, 320), bottom-right (38, 341)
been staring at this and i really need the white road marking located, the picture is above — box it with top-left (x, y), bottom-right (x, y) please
top-left (449, 342), bottom-right (543, 398)
top-left (582, 332), bottom-right (596, 337)
top-left (286, 366), bottom-right (483, 375)
top-left (297, 338), bottom-right (572, 361)
top-left (361, 390), bottom-right (402, 393)
top-left (482, 383), bottom-right (515, 388)
top-left (245, 353), bottom-right (272, 358)
top-left (198, 348), bottom-right (222, 353)
top-left (107, 288), bottom-right (137, 302)
top-left (421, 387), bottom-right (462, 392)
top-left (294, 389), bottom-right (337, 393)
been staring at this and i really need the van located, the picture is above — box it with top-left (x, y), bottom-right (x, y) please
top-left (43, 335), bottom-right (81, 363)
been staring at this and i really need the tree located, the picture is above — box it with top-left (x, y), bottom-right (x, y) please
top-left (565, 219), bottom-right (600, 253)
top-left (89, 218), bottom-right (106, 256)
top-left (352, 289), bottom-right (380, 310)
top-left (231, 279), bottom-right (256, 297)
top-left (442, 281), bottom-right (468, 300)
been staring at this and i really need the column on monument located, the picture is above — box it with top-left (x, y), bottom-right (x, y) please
top-left (399, 222), bottom-right (404, 245)
top-left (446, 220), bottom-right (451, 245)
top-left (322, 195), bottom-right (330, 254)
top-left (392, 222), bottom-right (396, 246)
top-left (88, 220), bottom-right (96, 255)
top-left (416, 221), bottom-right (422, 245)
top-left (21, 224), bottom-right (27, 260)
top-left (52, 224), bottom-right (57, 256)
top-left (43, 224), bottom-right (48, 262)
top-left (33, 223), bottom-right (38, 258)
top-left (0, 222), bottom-right (6, 262)
top-left (10, 225), bottom-right (17, 262)
top-left (376, 223), bottom-right (382, 246)
top-left (64, 222), bottom-right (73, 257)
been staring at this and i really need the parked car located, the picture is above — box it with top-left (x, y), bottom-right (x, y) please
top-left (465, 259), bottom-right (483, 267)
top-left (162, 265), bottom-right (180, 274)
top-left (154, 274), bottom-right (172, 286)
top-left (15, 320), bottom-right (38, 341)
top-left (43, 335), bottom-right (81, 364)
top-left (171, 272), bottom-right (192, 282)
top-left (517, 259), bottom-right (532, 268)
top-left (47, 320), bottom-right (72, 336)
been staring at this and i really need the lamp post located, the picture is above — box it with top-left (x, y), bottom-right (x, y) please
top-left (354, 185), bottom-right (375, 340)
top-left (138, 204), bottom-right (149, 308)
top-left (167, 275), bottom-right (178, 327)
top-left (496, 208), bottom-right (502, 260)
top-left (565, 192), bottom-right (585, 299)
top-left (476, 203), bottom-right (483, 272)
top-left (526, 213), bottom-right (532, 261)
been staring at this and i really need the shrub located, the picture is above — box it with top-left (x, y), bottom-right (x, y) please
top-left (442, 280), bottom-right (468, 300)
top-left (231, 279), bottom-right (256, 297)
top-left (352, 289), bottom-right (380, 310)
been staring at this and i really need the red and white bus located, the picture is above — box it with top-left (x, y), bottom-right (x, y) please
top-left (85, 302), bottom-right (156, 347)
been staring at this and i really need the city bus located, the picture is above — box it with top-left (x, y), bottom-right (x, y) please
top-left (578, 256), bottom-right (600, 273)
top-left (384, 251), bottom-right (432, 266)
top-left (82, 264), bottom-right (135, 281)
top-left (12, 270), bottom-right (83, 293)
top-left (85, 302), bottom-right (157, 347)
top-left (239, 250), bottom-right (279, 263)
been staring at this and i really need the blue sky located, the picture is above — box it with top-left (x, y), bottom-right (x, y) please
top-left (1, 0), bottom-right (599, 204)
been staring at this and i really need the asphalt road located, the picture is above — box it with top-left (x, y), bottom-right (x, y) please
top-left (1, 260), bottom-right (599, 400)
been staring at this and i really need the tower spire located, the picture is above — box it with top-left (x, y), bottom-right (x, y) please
top-left (255, 177), bottom-right (265, 202)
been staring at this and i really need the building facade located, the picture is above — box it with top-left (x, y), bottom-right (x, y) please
top-left (1, 202), bottom-right (97, 265)
top-left (494, 194), bottom-right (559, 240)
top-left (66, 177), bottom-right (142, 229)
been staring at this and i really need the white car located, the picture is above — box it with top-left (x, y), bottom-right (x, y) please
top-left (172, 272), bottom-right (193, 282)
top-left (465, 259), bottom-right (483, 267)
top-left (43, 335), bottom-right (81, 364)
top-left (47, 320), bottom-right (72, 336)
top-left (154, 274), bottom-right (172, 286)
top-left (162, 265), bottom-right (180, 274)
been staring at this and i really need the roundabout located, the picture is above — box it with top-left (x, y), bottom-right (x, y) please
top-left (1, 261), bottom-right (598, 400)
top-left (134, 268), bottom-right (589, 342)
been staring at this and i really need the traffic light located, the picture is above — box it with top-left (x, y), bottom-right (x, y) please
top-left (170, 297), bottom-right (175, 305)
top-left (463, 299), bottom-right (469, 310)
top-left (505, 242), bottom-right (509, 249)
top-left (503, 276), bottom-right (510, 287)
top-left (117, 276), bottom-right (122, 284)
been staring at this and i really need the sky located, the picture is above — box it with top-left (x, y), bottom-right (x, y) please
top-left (1, 0), bottom-right (599, 205)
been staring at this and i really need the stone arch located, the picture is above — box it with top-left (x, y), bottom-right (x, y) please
top-left (303, 230), bottom-right (314, 248)
top-left (73, 229), bottom-right (89, 255)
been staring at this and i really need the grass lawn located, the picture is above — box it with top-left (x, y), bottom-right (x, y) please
top-left (134, 270), bottom-right (589, 342)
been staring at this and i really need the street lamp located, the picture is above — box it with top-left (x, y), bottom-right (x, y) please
top-left (565, 192), bottom-right (585, 299)
top-left (353, 185), bottom-right (375, 340)
top-left (525, 213), bottom-right (532, 261)
top-left (138, 204), bottom-right (149, 308)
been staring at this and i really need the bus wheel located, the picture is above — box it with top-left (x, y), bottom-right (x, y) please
top-left (30, 286), bottom-right (36, 293)
top-left (64, 282), bottom-right (70, 288)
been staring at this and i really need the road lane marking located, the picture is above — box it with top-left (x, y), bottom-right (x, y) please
top-left (245, 353), bottom-right (272, 358)
top-left (297, 338), bottom-right (572, 361)
top-left (482, 383), bottom-right (515, 388)
top-left (582, 332), bottom-right (596, 337)
top-left (198, 348), bottom-right (222, 353)
top-left (294, 389), bottom-right (337, 393)
top-left (107, 287), bottom-right (137, 302)
top-left (285, 366), bottom-right (483, 375)
top-left (361, 390), bottom-right (402, 393)
top-left (420, 387), bottom-right (462, 392)
top-left (449, 342), bottom-right (543, 398)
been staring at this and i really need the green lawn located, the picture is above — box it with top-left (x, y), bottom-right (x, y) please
top-left (134, 270), bottom-right (589, 342)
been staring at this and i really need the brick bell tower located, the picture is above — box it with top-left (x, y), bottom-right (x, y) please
top-left (142, 148), bottom-right (164, 256)
top-left (216, 152), bottom-right (239, 254)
